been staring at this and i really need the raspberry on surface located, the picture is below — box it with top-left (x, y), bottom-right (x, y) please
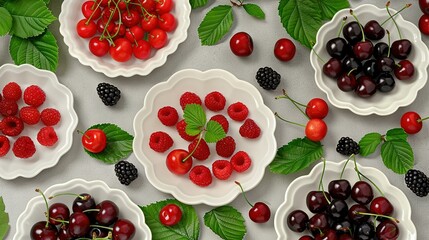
top-left (215, 136), bottom-right (236, 158)
top-left (24, 85), bottom-right (46, 107)
top-left (405, 169), bottom-right (429, 197)
top-left (19, 106), bottom-right (40, 125)
top-left (230, 151), bottom-right (252, 173)
top-left (212, 160), bottom-right (233, 180)
top-left (97, 82), bottom-right (121, 106)
top-left (0, 135), bottom-right (10, 157)
top-left (188, 138), bottom-right (210, 160)
top-left (336, 137), bottom-right (360, 156)
top-left (204, 91), bottom-right (226, 112)
top-left (37, 126), bottom-right (58, 147)
top-left (227, 102), bottom-right (249, 121)
top-left (255, 67), bottom-right (281, 90)
top-left (2, 82), bottom-right (22, 101)
top-left (176, 119), bottom-right (197, 142)
top-left (12, 136), bottom-right (36, 158)
top-left (1, 116), bottom-right (24, 137)
top-left (149, 131), bottom-right (174, 153)
top-left (189, 165), bottom-right (212, 187)
top-left (40, 108), bottom-right (61, 126)
top-left (210, 114), bottom-right (229, 133)
top-left (239, 119), bottom-right (261, 139)
top-left (158, 106), bottom-right (179, 126)
top-left (115, 160), bottom-right (139, 185)
top-left (179, 92), bottom-right (202, 110)
top-left (0, 99), bottom-right (19, 116)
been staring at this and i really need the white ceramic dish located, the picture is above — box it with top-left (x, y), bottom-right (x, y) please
top-left (13, 178), bottom-right (151, 240)
top-left (133, 69), bottom-right (276, 206)
top-left (0, 64), bottom-right (78, 180)
top-left (274, 159), bottom-right (416, 240)
top-left (310, 4), bottom-right (429, 116)
top-left (59, 0), bottom-right (191, 78)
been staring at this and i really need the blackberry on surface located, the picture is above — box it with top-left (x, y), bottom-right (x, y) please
top-left (114, 160), bottom-right (138, 185)
top-left (97, 83), bottom-right (121, 106)
top-left (336, 137), bottom-right (360, 156)
top-left (405, 169), bottom-right (429, 197)
top-left (255, 67), bottom-right (281, 90)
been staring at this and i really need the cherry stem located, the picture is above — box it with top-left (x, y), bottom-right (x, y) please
top-left (89, 224), bottom-right (113, 231)
top-left (386, 30), bottom-right (391, 57)
top-left (182, 131), bottom-right (203, 163)
top-left (83, 209), bottom-right (100, 213)
top-left (86, 0), bottom-right (103, 24)
top-left (49, 192), bottom-right (88, 200)
top-left (234, 181), bottom-right (254, 208)
top-left (337, 16), bottom-right (347, 38)
top-left (353, 159), bottom-right (385, 197)
top-left (230, 0), bottom-right (244, 7)
top-left (311, 46), bottom-right (327, 63)
top-left (77, 130), bottom-right (91, 140)
top-left (340, 154), bottom-right (355, 179)
top-left (386, 1), bottom-right (402, 39)
top-left (274, 112), bottom-right (306, 128)
top-left (275, 89), bottom-right (309, 119)
top-left (318, 157), bottom-right (331, 204)
top-left (355, 211), bottom-right (400, 223)
top-left (75, 230), bottom-right (113, 240)
top-left (381, 3), bottom-right (412, 26)
top-left (349, 9), bottom-right (366, 42)
top-left (35, 189), bottom-right (50, 228)
top-left (417, 116), bottom-right (429, 122)
top-left (347, 68), bottom-right (356, 76)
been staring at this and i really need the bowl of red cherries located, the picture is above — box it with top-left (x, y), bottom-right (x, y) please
top-left (310, 3), bottom-right (429, 116)
top-left (13, 178), bottom-right (152, 240)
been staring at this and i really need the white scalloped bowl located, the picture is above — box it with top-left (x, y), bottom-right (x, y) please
top-left (13, 179), bottom-right (151, 240)
top-left (133, 69), bottom-right (277, 206)
top-left (0, 64), bottom-right (78, 180)
top-left (274, 159), bottom-right (416, 240)
top-left (310, 4), bottom-right (429, 116)
top-left (59, 0), bottom-right (191, 78)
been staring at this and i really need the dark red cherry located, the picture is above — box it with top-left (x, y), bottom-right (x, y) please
top-left (314, 229), bottom-right (338, 240)
top-left (355, 222), bottom-right (376, 240)
top-left (48, 203), bottom-right (70, 225)
top-left (287, 210), bottom-right (309, 232)
top-left (337, 72), bottom-right (357, 92)
top-left (342, 55), bottom-right (362, 74)
top-left (420, 0), bottom-right (429, 15)
top-left (363, 59), bottom-right (378, 77)
top-left (343, 21), bottom-right (363, 45)
top-left (353, 40), bottom-right (373, 60)
top-left (376, 57), bottom-right (395, 73)
top-left (58, 225), bottom-right (73, 240)
top-left (376, 220), bottom-right (400, 239)
top-left (249, 202), bottom-right (271, 223)
top-left (327, 199), bottom-right (348, 219)
top-left (68, 212), bottom-right (90, 237)
top-left (306, 191), bottom-right (331, 213)
top-left (308, 213), bottom-right (330, 236)
top-left (373, 42), bottom-right (389, 59)
top-left (96, 200), bottom-right (119, 226)
top-left (300, 236), bottom-right (315, 240)
top-left (364, 20), bottom-right (385, 40)
top-left (112, 219), bottom-right (136, 240)
top-left (30, 221), bottom-right (58, 240)
top-left (370, 196), bottom-right (394, 216)
top-left (338, 234), bottom-right (353, 240)
top-left (355, 76), bottom-right (377, 98)
top-left (326, 37), bottom-right (350, 59)
top-left (72, 193), bottom-right (95, 213)
top-left (332, 219), bottom-right (353, 234)
top-left (391, 39), bottom-right (412, 59)
top-left (323, 58), bottom-right (343, 79)
top-left (328, 179), bottom-right (351, 200)
top-left (375, 73), bottom-right (395, 93)
top-left (351, 181), bottom-right (374, 204)
top-left (394, 59), bottom-right (414, 80)
top-left (348, 204), bottom-right (370, 223)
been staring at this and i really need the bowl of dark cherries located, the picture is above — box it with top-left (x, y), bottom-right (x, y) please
top-left (310, 3), bottom-right (429, 116)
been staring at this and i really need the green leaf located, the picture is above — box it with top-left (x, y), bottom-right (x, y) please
top-left (317, 0), bottom-right (349, 20)
top-left (358, 132), bottom-right (382, 157)
top-left (184, 104), bottom-right (206, 136)
top-left (205, 120), bottom-right (226, 143)
top-left (269, 137), bottom-right (324, 175)
top-left (189, 0), bottom-right (208, 9)
top-left (140, 199), bottom-right (199, 240)
top-left (204, 206), bottom-right (246, 240)
top-left (278, 0), bottom-right (322, 48)
top-left (9, 30), bottom-right (58, 71)
top-left (85, 123), bottom-right (134, 164)
top-left (4, 0), bottom-right (56, 38)
top-left (243, 3), bottom-right (265, 20)
top-left (43, 0), bottom-right (50, 5)
top-left (0, 7), bottom-right (12, 36)
top-left (381, 140), bottom-right (414, 174)
top-left (385, 128), bottom-right (408, 142)
top-left (198, 5), bottom-right (233, 45)
top-left (0, 197), bottom-right (9, 240)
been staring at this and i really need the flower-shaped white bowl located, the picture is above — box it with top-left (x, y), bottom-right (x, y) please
top-left (310, 4), bottom-right (429, 116)
top-left (13, 178), bottom-right (152, 240)
top-left (133, 69), bottom-right (277, 206)
top-left (59, 0), bottom-right (191, 78)
top-left (0, 64), bottom-right (78, 180)
top-left (274, 159), bottom-right (416, 240)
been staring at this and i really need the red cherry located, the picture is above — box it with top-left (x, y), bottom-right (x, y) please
top-left (394, 60), bottom-right (414, 80)
top-left (274, 38), bottom-right (296, 61)
top-left (305, 119), bottom-right (328, 142)
top-left (166, 149), bottom-right (193, 175)
top-left (48, 203), bottom-right (70, 225)
top-left (121, 9), bottom-right (141, 27)
top-left (112, 219), bottom-right (135, 240)
top-left (141, 14), bottom-right (158, 31)
top-left (229, 32), bottom-right (253, 57)
top-left (81, 129), bottom-right (107, 153)
top-left (76, 19), bottom-right (97, 38)
top-left (370, 196), bottom-right (394, 217)
top-left (141, 0), bottom-right (156, 12)
top-left (158, 13), bottom-right (177, 32)
top-left (306, 98), bottom-right (329, 119)
top-left (109, 38), bottom-right (133, 62)
top-left (400, 111), bottom-right (423, 134)
top-left (96, 18), bottom-right (114, 34)
top-left (156, 0), bottom-right (173, 14)
top-left (159, 203), bottom-right (183, 226)
top-left (81, 1), bottom-right (102, 20)
top-left (133, 40), bottom-right (151, 60)
top-left (125, 25), bottom-right (144, 42)
top-left (420, 0), bottom-right (429, 14)
top-left (314, 229), bottom-right (337, 240)
top-left (89, 37), bottom-right (110, 57)
top-left (149, 29), bottom-right (168, 49)
top-left (31, 221), bottom-right (58, 240)
top-left (249, 202), bottom-right (271, 223)
top-left (419, 14), bottom-right (429, 35)
top-left (299, 236), bottom-right (315, 240)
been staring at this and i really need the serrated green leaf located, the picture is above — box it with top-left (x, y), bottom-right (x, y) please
top-left (317, 0), bottom-right (349, 20)
top-left (198, 5), bottom-right (233, 45)
top-left (4, 0), bottom-right (56, 38)
top-left (381, 140), bottom-right (414, 174)
top-left (0, 7), bottom-right (12, 36)
top-left (204, 206), bottom-right (246, 240)
top-left (243, 3), bottom-right (265, 20)
top-left (278, 0), bottom-right (322, 48)
top-left (85, 123), bottom-right (134, 164)
top-left (43, 0), bottom-right (50, 5)
top-left (0, 197), bottom-right (9, 240)
top-left (9, 30), bottom-right (58, 71)
top-left (205, 120), bottom-right (226, 143)
top-left (358, 132), bottom-right (382, 157)
top-left (184, 104), bottom-right (206, 136)
top-left (385, 128), bottom-right (408, 142)
top-left (269, 137), bottom-right (324, 175)
top-left (140, 199), bottom-right (199, 240)
top-left (189, 0), bottom-right (208, 9)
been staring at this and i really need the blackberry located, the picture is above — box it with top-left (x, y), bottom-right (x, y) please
top-left (336, 137), bottom-right (360, 156)
top-left (97, 83), bottom-right (121, 106)
top-left (255, 67), bottom-right (281, 90)
top-left (405, 169), bottom-right (429, 197)
top-left (114, 160), bottom-right (138, 185)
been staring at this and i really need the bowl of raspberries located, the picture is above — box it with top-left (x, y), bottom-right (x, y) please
top-left (0, 64), bottom-right (78, 180)
top-left (133, 69), bottom-right (276, 206)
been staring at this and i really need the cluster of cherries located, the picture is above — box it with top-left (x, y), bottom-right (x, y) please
top-left (323, 3), bottom-right (414, 98)
top-left (30, 190), bottom-right (135, 240)
top-left (76, 0), bottom-right (175, 62)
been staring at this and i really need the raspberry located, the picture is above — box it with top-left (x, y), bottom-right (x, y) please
top-left (227, 102), bottom-right (249, 121)
top-left (40, 108), bottom-right (61, 126)
top-left (37, 126), bottom-right (58, 147)
top-left (97, 82), bottom-right (121, 106)
top-left (230, 151), bottom-right (252, 172)
top-left (239, 119), bottom-right (261, 139)
top-left (180, 92), bottom-right (202, 110)
top-left (1, 116), bottom-right (24, 136)
top-left (212, 160), bottom-right (233, 180)
top-left (176, 119), bottom-right (197, 142)
top-left (188, 138), bottom-right (210, 160)
top-left (204, 91), bottom-right (226, 112)
top-left (255, 66), bottom-right (281, 90)
top-left (12, 136), bottom-right (36, 158)
top-left (210, 114), bottom-right (229, 133)
top-left (115, 160), bottom-right (139, 185)
top-left (336, 137), bottom-right (360, 156)
top-left (0, 99), bottom-right (18, 116)
top-left (149, 131), bottom-right (174, 153)
top-left (19, 106), bottom-right (40, 125)
top-left (2, 82), bottom-right (22, 101)
top-left (405, 169), bottom-right (429, 197)
top-left (24, 85), bottom-right (46, 107)
top-left (158, 106), bottom-right (179, 126)
top-left (216, 136), bottom-right (236, 158)
top-left (0, 135), bottom-right (10, 157)
top-left (189, 165), bottom-right (212, 187)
